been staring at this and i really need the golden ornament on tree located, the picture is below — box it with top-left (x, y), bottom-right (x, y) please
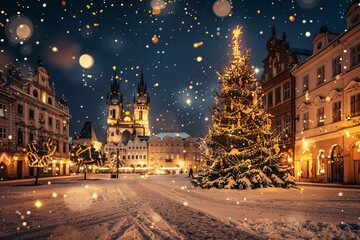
top-left (238, 78), bottom-right (242, 85)
top-left (252, 112), bottom-right (255, 119)
top-left (256, 134), bottom-right (260, 143)
top-left (225, 86), bottom-right (229, 93)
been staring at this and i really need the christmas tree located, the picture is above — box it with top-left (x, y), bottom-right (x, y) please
top-left (192, 26), bottom-right (296, 189)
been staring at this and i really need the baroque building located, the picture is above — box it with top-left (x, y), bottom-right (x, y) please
top-left (0, 56), bottom-right (71, 180)
top-left (260, 27), bottom-right (311, 171)
top-left (293, 0), bottom-right (360, 184)
top-left (148, 132), bottom-right (201, 173)
top-left (104, 69), bottom-right (151, 171)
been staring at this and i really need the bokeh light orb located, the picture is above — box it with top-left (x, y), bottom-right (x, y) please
top-left (297, 0), bottom-right (319, 9)
top-left (79, 54), bottom-right (94, 69)
top-left (150, 0), bottom-right (166, 10)
top-left (289, 15), bottom-right (295, 22)
top-left (196, 56), bottom-right (203, 62)
top-left (213, 0), bottom-right (232, 17)
top-left (152, 35), bottom-right (159, 44)
top-left (5, 15), bottom-right (33, 44)
top-left (16, 24), bottom-right (31, 39)
top-left (305, 31), bottom-right (311, 37)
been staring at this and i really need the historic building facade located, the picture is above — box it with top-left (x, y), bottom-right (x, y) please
top-left (103, 69), bottom-right (151, 171)
top-left (260, 27), bottom-right (311, 171)
top-left (148, 132), bottom-right (201, 173)
top-left (0, 57), bottom-right (71, 180)
top-left (293, 1), bottom-right (360, 184)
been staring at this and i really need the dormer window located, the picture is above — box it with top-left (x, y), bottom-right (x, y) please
top-left (41, 76), bottom-right (46, 82)
top-left (351, 14), bottom-right (359, 24)
top-left (317, 41), bottom-right (323, 50)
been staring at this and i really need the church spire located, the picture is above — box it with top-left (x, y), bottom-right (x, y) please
top-left (136, 69), bottom-right (148, 104)
top-left (108, 66), bottom-right (122, 103)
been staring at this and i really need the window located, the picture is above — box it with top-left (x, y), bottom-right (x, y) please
top-left (303, 75), bottom-right (309, 92)
top-left (56, 120), bottom-right (60, 129)
top-left (17, 104), bottom-right (23, 115)
top-left (332, 56), bottom-right (341, 77)
top-left (17, 129), bottom-right (24, 146)
top-left (143, 155), bottom-right (146, 159)
top-left (276, 120), bottom-right (282, 134)
top-left (317, 66), bottom-right (325, 85)
top-left (48, 97), bottom-right (52, 105)
top-left (268, 91), bottom-right (273, 107)
top-left (350, 44), bottom-right (360, 68)
top-left (139, 110), bottom-right (143, 120)
top-left (111, 109), bottom-right (116, 119)
top-left (351, 93), bottom-right (360, 117)
top-left (317, 107), bottom-right (325, 126)
top-left (283, 82), bottom-right (290, 100)
top-left (48, 117), bottom-right (53, 126)
top-left (262, 95), bottom-right (266, 107)
top-left (29, 132), bottom-right (34, 142)
top-left (0, 103), bottom-right (6, 118)
top-left (128, 155), bottom-right (130, 159)
top-left (166, 159), bottom-right (173, 162)
top-left (303, 112), bottom-right (309, 130)
top-left (29, 109), bottom-right (34, 119)
top-left (0, 127), bottom-right (6, 138)
top-left (285, 116), bottom-right (291, 135)
top-left (333, 101), bottom-right (341, 122)
top-left (275, 87), bottom-right (281, 104)
top-left (54, 140), bottom-right (59, 152)
top-left (33, 89), bottom-right (38, 98)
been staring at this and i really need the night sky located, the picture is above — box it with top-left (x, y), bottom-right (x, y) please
top-left (0, 0), bottom-right (353, 142)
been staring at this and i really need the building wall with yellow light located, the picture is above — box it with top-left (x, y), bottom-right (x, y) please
top-left (293, 1), bottom-right (360, 184)
top-left (148, 133), bottom-right (201, 172)
top-left (0, 57), bottom-right (71, 180)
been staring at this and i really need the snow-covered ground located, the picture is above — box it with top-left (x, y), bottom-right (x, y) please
top-left (0, 174), bottom-right (359, 239)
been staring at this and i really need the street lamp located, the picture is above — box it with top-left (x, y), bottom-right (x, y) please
top-left (116, 148), bottom-right (119, 178)
top-left (8, 135), bottom-right (12, 152)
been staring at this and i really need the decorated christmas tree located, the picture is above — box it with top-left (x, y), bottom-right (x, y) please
top-left (192, 26), bottom-right (296, 189)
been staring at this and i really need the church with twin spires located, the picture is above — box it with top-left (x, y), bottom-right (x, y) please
top-left (104, 68), bottom-right (151, 169)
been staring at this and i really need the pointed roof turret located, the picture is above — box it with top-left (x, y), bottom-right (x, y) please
top-left (108, 66), bottom-right (122, 103)
top-left (135, 69), bottom-right (149, 104)
top-left (272, 25), bottom-right (276, 37)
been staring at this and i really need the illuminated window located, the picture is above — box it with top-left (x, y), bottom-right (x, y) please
top-left (350, 44), bottom-right (360, 68)
top-left (317, 65), bottom-right (325, 85)
top-left (0, 127), bottom-right (6, 138)
top-left (303, 75), bottom-right (309, 92)
top-left (283, 82), bottom-right (290, 100)
top-left (351, 93), bottom-right (360, 117)
top-left (303, 112), bottom-right (309, 130)
top-left (332, 56), bottom-right (341, 77)
top-left (317, 107), bottom-right (325, 126)
top-left (332, 101), bottom-right (341, 122)
top-left (0, 103), bottom-right (6, 118)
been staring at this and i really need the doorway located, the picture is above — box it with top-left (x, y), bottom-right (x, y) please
top-left (0, 162), bottom-right (7, 179)
top-left (17, 161), bottom-right (23, 179)
top-left (330, 145), bottom-right (344, 182)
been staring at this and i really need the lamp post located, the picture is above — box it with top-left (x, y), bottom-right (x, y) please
top-left (8, 135), bottom-right (12, 152)
top-left (116, 148), bottom-right (119, 179)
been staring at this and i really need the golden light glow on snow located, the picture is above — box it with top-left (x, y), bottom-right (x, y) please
top-left (35, 200), bottom-right (42, 208)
